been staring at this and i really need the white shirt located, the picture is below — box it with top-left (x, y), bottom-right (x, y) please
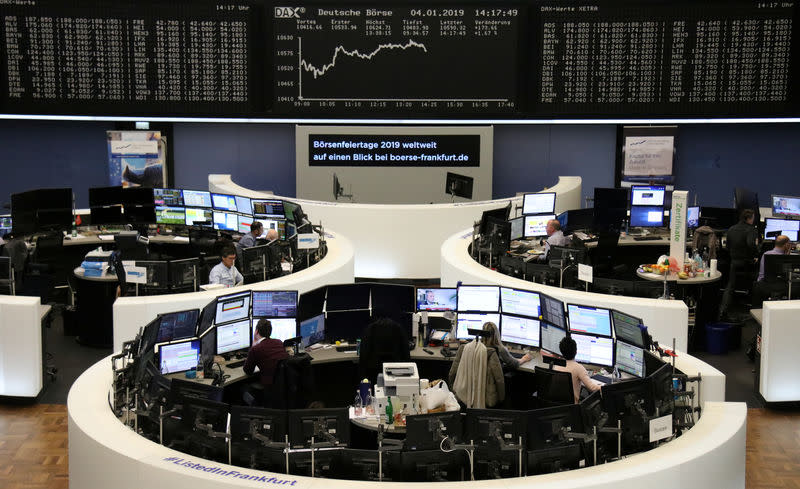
top-left (555, 360), bottom-right (602, 403)
top-left (208, 262), bottom-right (243, 287)
top-left (542, 230), bottom-right (571, 260)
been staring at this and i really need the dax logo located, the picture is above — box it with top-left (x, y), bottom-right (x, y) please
top-left (275, 7), bottom-right (304, 18)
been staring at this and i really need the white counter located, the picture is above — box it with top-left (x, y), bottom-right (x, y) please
top-left (0, 295), bottom-right (43, 398)
top-left (68, 354), bottom-right (743, 489)
top-left (440, 228), bottom-right (692, 353)
top-left (209, 174), bottom-right (582, 278)
top-left (112, 230), bottom-right (355, 352)
top-left (759, 300), bottom-right (800, 402)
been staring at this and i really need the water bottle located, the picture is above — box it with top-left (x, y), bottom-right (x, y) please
top-left (612, 365), bottom-right (621, 382)
top-left (353, 390), bottom-right (363, 416)
top-left (385, 396), bottom-right (394, 425)
top-left (365, 388), bottom-right (374, 416)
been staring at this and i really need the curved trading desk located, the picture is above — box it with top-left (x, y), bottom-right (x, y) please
top-left (111, 230), bottom-right (355, 352)
top-left (209, 174), bottom-right (582, 278)
top-left (441, 229), bottom-right (693, 353)
top-left (68, 349), bottom-right (741, 489)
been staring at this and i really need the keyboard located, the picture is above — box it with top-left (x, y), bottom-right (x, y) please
top-left (226, 360), bottom-right (245, 369)
top-left (335, 345), bottom-right (358, 353)
top-left (592, 374), bottom-right (612, 384)
top-left (633, 236), bottom-right (663, 241)
top-left (510, 351), bottom-right (525, 359)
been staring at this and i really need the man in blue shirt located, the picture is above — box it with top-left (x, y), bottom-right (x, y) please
top-left (752, 235), bottom-right (793, 307)
top-left (209, 244), bottom-right (243, 287)
top-left (238, 221), bottom-right (263, 250)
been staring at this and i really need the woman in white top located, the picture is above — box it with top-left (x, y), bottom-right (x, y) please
top-left (555, 336), bottom-right (601, 403)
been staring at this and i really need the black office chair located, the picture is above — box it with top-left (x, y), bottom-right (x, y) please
top-left (592, 231), bottom-right (626, 278)
top-left (0, 256), bottom-right (15, 295)
top-left (359, 318), bottom-right (411, 384)
top-left (531, 366), bottom-right (574, 408)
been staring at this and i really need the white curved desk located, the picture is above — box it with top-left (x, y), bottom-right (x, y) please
top-left (112, 230), bottom-right (355, 352)
top-left (441, 229), bottom-right (692, 354)
top-left (68, 354), bottom-right (742, 489)
top-left (209, 174), bottom-right (582, 278)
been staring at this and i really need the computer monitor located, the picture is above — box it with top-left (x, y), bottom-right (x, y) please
top-left (445, 171), bottom-right (474, 200)
top-left (233, 196), bottom-right (252, 216)
top-left (687, 206), bottom-right (700, 229)
top-left (326, 283), bottom-right (371, 311)
top-left (237, 214), bottom-right (254, 234)
top-left (509, 216), bottom-right (524, 241)
top-left (198, 300), bottom-right (217, 338)
top-left (629, 206), bottom-right (664, 227)
top-left (539, 294), bottom-right (566, 329)
top-left (158, 339), bottom-right (200, 375)
top-left (214, 291), bottom-right (252, 325)
top-left (254, 317), bottom-right (297, 343)
top-left (593, 188), bottom-right (628, 230)
top-left (500, 287), bottom-right (540, 317)
top-left (370, 283), bottom-right (415, 315)
top-left (121, 187), bottom-right (154, 206)
top-left (170, 377), bottom-right (224, 402)
top-left (199, 325), bottom-right (216, 367)
top-left (123, 204), bottom-right (156, 224)
top-left (401, 450), bottom-right (467, 482)
top-left (649, 363), bottom-right (675, 415)
top-left (213, 211), bottom-right (238, 231)
top-left (156, 309), bottom-right (200, 343)
top-left (527, 403), bottom-right (584, 449)
top-left (524, 214), bottom-right (556, 238)
top-left (211, 193), bottom-right (238, 212)
top-left (456, 313), bottom-right (500, 340)
top-left (484, 217), bottom-right (511, 255)
top-left (566, 304), bottom-right (612, 337)
top-left (465, 408), bottom-right (527, 447)
top-left (169, 258), bottom-right (200, 290)
top-left (416, 287), bottom-right (457, 312)
top-left (299, 313), bottom-right (325, 348)
top-left (252, 290), bottom-right (298, 318)
top-left (287, 408), bottom-right (350, 448)
top-left (182, 190), bottom-right (212, 208)
top-left (282, 201), bottom-right (304, 224)
top-left (764, 218), bottom-right (800, 241)
top-left (184, 207), bottom-right (213, 227)
top-left (155, 206), bottom-right (186, 225)
top-left (241, 244), bottom-right (268, 276)
top-left (405, 411), bottom-right (464, 451)
top-left (255, 218), bottom-right (287, 240)
top-left (601, 377), bottom-right (655, 418)
top-left (136, 260), bottom-right (170, 287)
top-left (89, 186), bottom-right (123, 207)
top-left (540, 322), bottom-right (568, 356)
top-left (298, 286), bottom-right (326, 322)
top-left (457, 285), bottom-right (500, 312)
top-left (556, 208), bottom-right (594, 234)
top-left (229, 406), bottom-right (287, 444)
top-left (252, 199), bottom-right (286, 219)
top-left (611, 310), bottom-right (646, 348)
top-left (90, 206), bottom-right (123, 225)
top-left (698, 206), bottom-right (737, 229)
top-left (527, 444), bottom-right (584, 475)
top-left (216, 318), bottom-right (251, 354)
top-left (571, 333), bottom-right (614, 368)
top-left (153, 188), bottom-right (183, 206)
top-left (500, 314), bottom-right (540, 348)
top-left (523, 192), bottom-right (556, 215)
top-left (180, 397), bottom-right (230, 462)
top-left (478, 204), bottom-right (512, 236)
top-left (0, 215), bottom-right (12, 237)
top-left (763, 254), bottom-right (800, 282)
top-left (630, 185), bottom-right (665, 206)
top-left (772, 194), bottom-right (800, 218)
top-left (325, 310), bottom-right (371, 342)
top-left (615, 340), bottom-right (645, 378)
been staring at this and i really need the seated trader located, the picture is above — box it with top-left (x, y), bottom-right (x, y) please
top-left (238, 221), bottom-right (263, 250)
top-left (209, 244), bottom-right (244, 287)
top-left (752, 235), bottom-right (794, 307)
top-left (243, 319), bottom-right (289, 389)
top-left (481, 322), bottom-right (532, 368)
top-left (265, 228), bottom-right (279, 243)
top-left (719, 209), bottom-right (759, 320)
top-left (540, 219), bottom-right (570, 260)
top-left (555, 336), bottom-right (601, 403)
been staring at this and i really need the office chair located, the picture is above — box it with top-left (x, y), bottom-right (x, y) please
top-left (359, 318), bottom-right (411, 384)
top-left (592, 231), bottom-right (626, 278)
top-left (531, 366), bottom-right (574, 408)
top-left (0, 256), bottom-right (15, 295)
top-left (271, 354), bottom-right (314, 409)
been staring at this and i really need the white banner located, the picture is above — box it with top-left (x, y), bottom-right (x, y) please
top-left (624, 136), bottom-right (674, 177)
top-left (670, 190), bottom-right (689, 268)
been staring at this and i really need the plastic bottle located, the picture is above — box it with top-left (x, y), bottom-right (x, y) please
top-left (612, 365), bottom-right (621, 382)
top-left (356, 339), bottom-right (361, 356)
top-left (365, 389), bottom-right (374, 416)
top-left (353, 390), bottom-right (363, 416)
top-left (385, 396), bottom-right (394, 425)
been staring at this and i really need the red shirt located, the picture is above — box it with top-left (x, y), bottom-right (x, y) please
top-left (243, 338), bottom-right (288, 386)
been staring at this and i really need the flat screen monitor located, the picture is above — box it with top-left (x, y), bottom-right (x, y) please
top-left (252, 199), bottom-right (286, 219)
top-left (687, 206), bottom-right (700, 229)
top-left (478, 205), bottom-right (511, 236)
top-left (500, 314), bottom-right (540, 348)
top-left (184, 207), bottom-right (213, 226)
top-left (630, 185), bottom-right (665, 206)
top-left (509, 216), bottom-right (524, 241)
top-left (572, 333), bottom-right (614, 367)
top-left (235, 196), bottom-right (253, 215)
top-left (215, 291), bottom-right (251, 325)
top-left (154, 188), bottom-right (183, 206)
top-left (698, 207), bottom-right (737, 229)
top-left (456, 313), bottom-right (499, 340)
top-left (524, 214), bottom-right (555, 238)
top-left (325, 310), bottom-right (371, 341)
top-left (253, 317), bottom-right (297, 343)
top-left (155, 205), bottom-right (186, 225)
top-left (594, 187), bottom-right (628, 209)
top-left (216, 318), bottom-right (251, 354)
top-left (299, 313), bottom-right (325, 348)
top-left (90, 206), bottom-right (122, 225)
top-left (772, 195), bottom-right (800, 218)
top-left (615, 340), bottom-right (645, 377)
top-left (416, 287), bottom-right (457, 312)
top-left (89, 186), bottom-right (123, 207)
top-left (540, 322), bottom-right (568, 356)
top-left (465, 408), bottom-right (526, 448)
top-left (256, 218), bottom-right (287, 240)
top-left (566, 304), bottom-right (612, 337)
top-left (500, 287), bottom-right (540, 317)
top-left (252, 290), bottom-right (298, 318)
top-left (121, 187), bottom-right (154, 206)
top-left (0, 215), bottom-right (11, 237)
top-left (405, 411), bottom-right (464, 451)
top-left (237, 214), bottom-right (254, 234)
top-left (182, 190), bottom-right (212, 208)
top-left (611, 310), bottom-right (646, 348)
top-left (764, 218), bottom-right (800, 242)
top-left (158, 339), bottom-right (200, 375)
top-left (445, 171), bottom-right (474, 200)
top-left (629, 206), bottom-right (664, 227)
top-left (457, 285), bottom-right (500, 312)
top-left (523, 192), bottom-right (556, 215)
top-left (211, 193), bottom-right (238, 212)
top-left (213, 211), bottom-right (238, 231)
top-left (557, 208), bottom-right (594, 234)
top-left (156, 309), bottom-right (200, 343)
top-left (123, 204), bottom-right (156, 224)
top-left (287, 408), bottom-right (350, 448)
top-left (326, 283), bottom-right (371, 311)
top-left (539, 294), bottom-right (566, 329)
top-left (370, 283), bottom-right (415, 315)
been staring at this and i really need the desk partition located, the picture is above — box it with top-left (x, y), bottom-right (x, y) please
top-left (760, 300), bottom-right (800, 402)
top-left (0, 296), bottom-right (43, 398)
top-left (209, 174), bottom-right (582, 278)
